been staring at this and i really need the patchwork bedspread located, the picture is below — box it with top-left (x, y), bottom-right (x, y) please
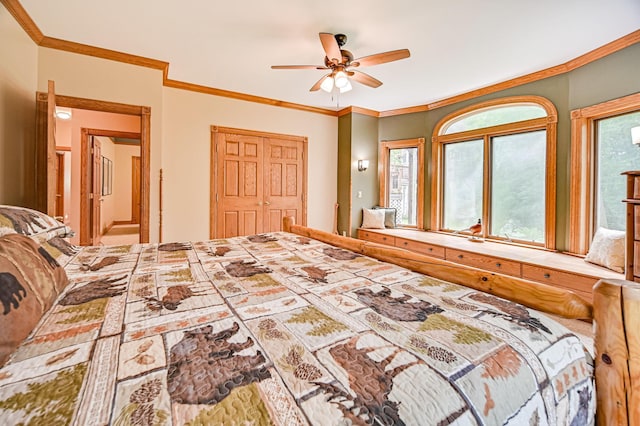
top-left (0, 232), bottom-right (594, 425)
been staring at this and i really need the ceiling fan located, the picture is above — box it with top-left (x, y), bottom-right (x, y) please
top-left (271, 33), bottom-right (410, 93)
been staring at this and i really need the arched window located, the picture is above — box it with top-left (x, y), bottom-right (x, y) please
top-left (431, 96), bottom-right (557, 249)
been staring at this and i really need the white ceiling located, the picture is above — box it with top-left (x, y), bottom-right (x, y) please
top-left (21, 0), bottom-right (640, 112)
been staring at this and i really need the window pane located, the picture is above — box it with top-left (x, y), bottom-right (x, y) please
top-left (388, 147), bottom-right (418, 226)
top-left (596, 111), bottom-right (640, 231)
top-left (491, 131), bottom-right (546, 243)
top-left (443, 140), bottom-right (483, 230)
top-left (443, 104), bottom-right (546, 134)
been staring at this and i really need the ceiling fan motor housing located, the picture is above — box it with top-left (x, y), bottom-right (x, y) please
top-left (324, 49), bottom-right (354, 67)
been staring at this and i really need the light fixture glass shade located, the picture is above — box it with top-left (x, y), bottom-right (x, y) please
top-left (339, 79), bottom-right (352, 93)
top-left (320, 76), bottom-right (334, 93)
top-left (632, 126), bottom-right (640, 145)
top-left (334, 71), bottom-right (349, 89)
top-left (55, 108), bottom-right (72, 120)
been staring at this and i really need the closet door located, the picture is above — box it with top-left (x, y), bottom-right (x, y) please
top-left (215, 132), bottom-right (264, 238)
top-left (211, 126), bottom-right (307, 239)
top-left (264, 137), bottom-right (305, 232)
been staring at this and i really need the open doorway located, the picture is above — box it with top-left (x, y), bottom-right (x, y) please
top-left (78, 129), bottom-right (142, 246)
top-left (37, 86), bottom-right (151, 245)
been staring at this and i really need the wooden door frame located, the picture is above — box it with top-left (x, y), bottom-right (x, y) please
top-left (40, 93), bottom-right (151, 243)
top-left (35, 81), bottom-right (57, 215)
top-left (210, 125), bottom-right (308, 239)
top-left (131, 156), bottom-right (141, 224)
top-left (80, 128), bottom-right (143, 245)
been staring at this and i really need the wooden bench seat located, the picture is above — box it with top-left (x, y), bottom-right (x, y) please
top-left (358, 228), bottom-right (623, 302)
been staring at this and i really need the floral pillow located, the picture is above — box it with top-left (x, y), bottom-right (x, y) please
top-left (0, 233), bottom-right (69, 366)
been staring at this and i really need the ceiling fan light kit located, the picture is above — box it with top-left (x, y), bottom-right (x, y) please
top-left (271, 33), bottom-right (410, 95)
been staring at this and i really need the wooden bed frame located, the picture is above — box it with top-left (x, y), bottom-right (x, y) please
top-left (283, 217), bottom-right (640, 425)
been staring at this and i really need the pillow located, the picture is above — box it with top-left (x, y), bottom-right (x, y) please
top-left (585, 227), bottom-right (625, 273)
top-left (0, 233), bottom-right (69, 366)
top-left (361, 208), bottom-right (386, 229)
top-left (0, 205), bottom-right (75, 241)
top-left (373, 206), bottom-right (397, 229)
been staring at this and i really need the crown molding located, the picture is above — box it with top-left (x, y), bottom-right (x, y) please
top-left (337, 106), bottom-right (380, 117)
top-left (165, 79), bottom-right (337, 116)
top-left (3, 0), bottom-right (638, 119)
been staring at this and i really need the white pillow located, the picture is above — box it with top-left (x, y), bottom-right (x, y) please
top-left (361, 208), bottom-right (385, 229)
top-left (585, 227), bottom-right (625, 273)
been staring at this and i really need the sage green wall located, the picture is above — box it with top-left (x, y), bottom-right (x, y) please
top-left (350, 113), bottom-right (379, 237)
top-left (376, 41), bottom-right (640, 251)
top-left (337, 114), bottom-right (352, 235)
top-left (337, 113), bottom-right (380, 237)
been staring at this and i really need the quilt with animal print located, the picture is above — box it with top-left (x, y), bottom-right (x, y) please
top-left (0, 232), bottom-right (594, 425)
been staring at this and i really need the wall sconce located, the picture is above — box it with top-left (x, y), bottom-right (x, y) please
top-left (632, 126), bottom-right (640, 145)
top-left (357, 160), bottom-right (369, 172)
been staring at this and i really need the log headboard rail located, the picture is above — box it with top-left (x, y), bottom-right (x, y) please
top-left (283, 216), bottom-right (640, 425)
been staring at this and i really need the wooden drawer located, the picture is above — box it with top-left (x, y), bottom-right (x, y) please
top-left (635, 205), bottom-right (640, 240)
top-left (358, 230), bottom-right (395, 245)
top-left (634, 176), bottom-right (640, 198)
top-left (394, 237), bottom-right (445, 259)
top-left (521, 264), bottom-right (597, 294)
top-left (445, 248), bottom-right (521, 276)
top-left (634, 241), bottom-right (640, 278)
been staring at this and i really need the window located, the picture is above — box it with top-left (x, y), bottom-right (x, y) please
top-left (595, 111), bottom-right (640, 231)
top-left (570, 93), bottom-right (640, 254)
top-left (432, 96), bottom-right (557, 249)
top-left (379, 138), bottom-right (424, 228)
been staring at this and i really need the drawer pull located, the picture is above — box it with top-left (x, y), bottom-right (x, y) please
top-left (543, 273), bottom-right (551, 279)
top-left (382, 237), bottom-right (387, 241)
top-left (457, 254), bottom-right (463, 259)
top-left (495, 262), bottom-right (501, 267)
top-left (403, 241), bottom-right (408, 246)
top-left (428, 247), bottom-right (433, 251)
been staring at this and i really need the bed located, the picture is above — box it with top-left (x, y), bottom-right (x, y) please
top-left (0, 206), bottom-right (636, 425)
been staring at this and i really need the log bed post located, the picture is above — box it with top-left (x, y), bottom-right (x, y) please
top-left (593, 279), bottom-right (640, 426)
top-left (283, 217), bottom-right (640, 424)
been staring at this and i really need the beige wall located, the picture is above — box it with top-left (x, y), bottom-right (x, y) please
top-left (37, 47), bottom-right (163, 241)
top-left (161, 87), bottom-right (337, 242)
top-left (36, 47), bottom-right (337, 242)
top-left (0, 3), bottom-right (38, 207)
top-left (114, 144), bottom-right (141, 222)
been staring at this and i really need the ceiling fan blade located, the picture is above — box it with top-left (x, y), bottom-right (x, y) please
top-left (271, 65), bottom-right (328, 70)
top-left (319, 32), bottom-right (341, 64)
top-left (310, 74), bottom-right (330, 92)
top-left (351, 70), bottom-right (383, 88)
top-left (352, 49), bottom-right (410, 67)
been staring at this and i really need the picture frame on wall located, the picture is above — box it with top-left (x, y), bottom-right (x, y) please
top-left (102, 156), bottom-right (112, 196)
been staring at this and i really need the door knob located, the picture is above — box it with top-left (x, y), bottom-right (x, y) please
top-left (257, 201), bottom-right (263, 206)
top-left (265, 201), bottom-right (271, 206)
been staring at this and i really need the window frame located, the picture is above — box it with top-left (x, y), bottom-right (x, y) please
top-left (378, 138), bottom-right (425, 229)
top-left (569, 92), bottom-right (640, 254)
top-left (431, 95), bottom-right (558, 249)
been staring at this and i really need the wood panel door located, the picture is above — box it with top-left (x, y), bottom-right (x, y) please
top-left (131, 156), bottom-right (141, 224)
top-left (91, 137), bottom-right (102, 245)
top-left (211, 126), bottom-right (307, 239)
top-left (215, 132), bottom-right (265, 238)
top-left (264, 137), bottom-right (305, 232)
top-left (55, 152), bottom-right (65, 220)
